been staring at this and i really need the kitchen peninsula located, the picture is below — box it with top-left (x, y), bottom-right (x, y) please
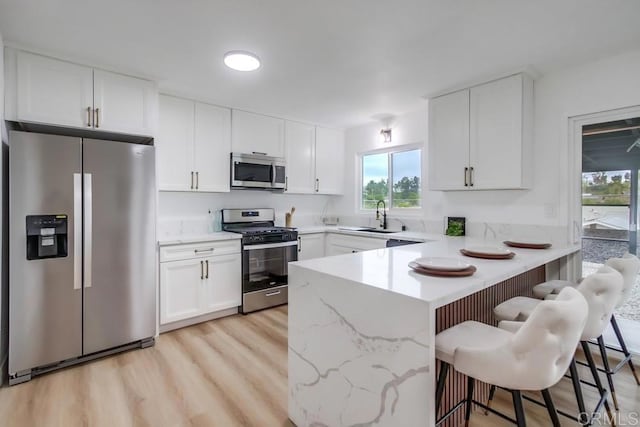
top-left (287, 237), bottom-right (580, 427)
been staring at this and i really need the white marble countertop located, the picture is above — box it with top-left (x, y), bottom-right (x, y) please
top-left (157, 231), bottom-right (242, 246)
top-left (295, 225), bottom-right (436, 242)
top-left (157, 225), bottom-right (435, 246)
top-left (291, 236), bottom-right (580, 308)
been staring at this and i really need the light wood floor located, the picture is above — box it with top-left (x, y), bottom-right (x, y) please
top-left (0, 305), bottom-right (638, 426)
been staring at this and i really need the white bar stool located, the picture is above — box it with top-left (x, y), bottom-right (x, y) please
top-left (493, 266), bottom-right (623, 421)
top-left (533, 255), bottom-right (640, 392)
top-left (435, 287), bottom-right (588, 427)
top-left (601, 254), bottom-right (640, 386)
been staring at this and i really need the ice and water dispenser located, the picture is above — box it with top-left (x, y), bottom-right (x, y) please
top-left (26, 215), bottom-right (68, 260)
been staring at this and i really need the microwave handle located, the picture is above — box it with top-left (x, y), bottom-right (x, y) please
top-left (271, 164), bottom-right (276, 185)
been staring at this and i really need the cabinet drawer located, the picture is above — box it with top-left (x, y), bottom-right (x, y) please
top-left (160, 240), bottom-right (240, 262)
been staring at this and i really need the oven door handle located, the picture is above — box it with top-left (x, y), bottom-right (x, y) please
top-left (243, 241), bottom-right (298, 251)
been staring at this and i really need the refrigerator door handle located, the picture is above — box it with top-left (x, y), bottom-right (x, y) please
top-left (84, 173), bottom-right (93, 288)
top-left (73, 173), bottom-right (82, 290)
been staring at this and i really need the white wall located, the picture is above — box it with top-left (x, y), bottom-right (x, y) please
top-left (158, 191), bottom-right (338, 236)
top-left (338, 48), bottom-right (640, 239)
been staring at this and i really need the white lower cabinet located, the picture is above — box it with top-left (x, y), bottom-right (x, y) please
top-left (325, 234), bottom-right (386, 256)
top-left (160, 258), bottom-right (203, 324)
top-left (297, 233), bottom-right (326, 261)
top-left (201, 254), bottom-right (242, 313)
top-left (159, 240), bottom-right (241, 327)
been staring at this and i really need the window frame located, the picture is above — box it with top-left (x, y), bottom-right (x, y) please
top-left (357, 143), bottom-right (424, 215)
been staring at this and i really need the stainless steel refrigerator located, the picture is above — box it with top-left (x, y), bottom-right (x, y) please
top-left (9, 131), bottom-right (156, 385)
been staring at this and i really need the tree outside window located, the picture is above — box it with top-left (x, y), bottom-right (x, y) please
top-left (361, 148), bottom-right (421, 209)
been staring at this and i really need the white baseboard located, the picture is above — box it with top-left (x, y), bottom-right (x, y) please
top-left (159, 307), bottom-right (239, 334)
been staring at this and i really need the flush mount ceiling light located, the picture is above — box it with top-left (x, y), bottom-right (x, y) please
top-left (223, 51), bottom-right (261, 71)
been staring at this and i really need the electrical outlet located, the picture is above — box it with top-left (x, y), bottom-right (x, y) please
top-left (322, 216), bottom-right (339, 225)
top-left (544, 203), bottom-right (557, 218)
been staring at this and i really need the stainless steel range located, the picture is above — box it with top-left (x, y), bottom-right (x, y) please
top-left (222, 208), bottom-right (297, 313)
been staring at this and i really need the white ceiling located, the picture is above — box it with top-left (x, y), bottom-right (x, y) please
top-left (1, 0), bottom-right (640, 128)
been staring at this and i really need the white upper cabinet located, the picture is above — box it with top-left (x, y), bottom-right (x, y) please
top-left (93, 69), bottom-right (157, 136)
top-left (315, 126), bottom-right (345, 195)
top-left (469, 75), bottom-right (531, 189)
top-left (157, 95), bottom-right (195, 192)
top-left (231, 110), bottom-right (285, 158)
top-left (284, 121), bottom-right (316, 194)
top-left (194, 103), bottom-right (231, 192)
top-left (428, 73), bottom-right (533, 191)
top-left (157, 94), bottom-right (231, 192)
top-left (10, 50), bottom-right (157, 137)
top-left (428, 89), bottom-right (470, 191)
top-left (16, 51), bottom-right (94, 129)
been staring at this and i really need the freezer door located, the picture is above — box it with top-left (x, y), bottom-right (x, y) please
top-left (9, 131), bottom-right (83, 374)
top-left (82, 139), bottom-right (156, 355)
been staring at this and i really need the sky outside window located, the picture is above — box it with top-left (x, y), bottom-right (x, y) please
top-left (361, 149), bottom-right (421, 209)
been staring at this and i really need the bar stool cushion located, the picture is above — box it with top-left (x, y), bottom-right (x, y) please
top-left (579, 265), bottom-right (624, 340)
top-left (435, 321), bottom-right (512, 365)
top-left (456, 288), bottom-right (588, 391)
top-left (605, 253), bottom-right (640, 307)
top-left (496, 266), bottom-right (624, 341)
top-left (532, 279), bottom-right (576, 299)
top-left (493, 296), bottom-right (540, 322)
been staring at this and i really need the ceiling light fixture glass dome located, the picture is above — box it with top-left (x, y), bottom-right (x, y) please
top-left (224, 51), bottom-right (261, 71)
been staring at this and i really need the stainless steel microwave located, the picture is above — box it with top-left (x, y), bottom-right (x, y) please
top-left (230, 153), bottom-right (286, 190)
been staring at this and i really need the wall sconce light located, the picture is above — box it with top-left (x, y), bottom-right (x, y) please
top-left (380, 128), bottom-right (392, 143)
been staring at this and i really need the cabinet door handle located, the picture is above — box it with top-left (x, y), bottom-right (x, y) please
top-left (205, 260), bottom-right (209, 279)
top-left (195, 171), bottom-right (199, 190)
top-left (200, 260), bottom-right (204, 280)
top-left (190, 171), bottom-right (194, 190)
top-left (315, 178), bottom-right (319, 192)
top-left (298, 236), bottom-right (302, 252)
top-left (194, 248), bottom-right (215, 253)
top-left (469, 166), bottom-right (474, 187)
top-left (464, 167), bottom-right (469, 187)
top-left (87, 107), bottom-right (92, 127)
top-left (94, 108), bottom-right (100, 128)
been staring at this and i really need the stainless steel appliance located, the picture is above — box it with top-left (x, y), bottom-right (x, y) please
top-left (222, 208), bottom-right (297, 313)
top-left (230, 153), bottom-right (286, 190)
top-left (386, 238), bottom-right (422, 247)
top-left (9, 131), bottom-right (156, 385)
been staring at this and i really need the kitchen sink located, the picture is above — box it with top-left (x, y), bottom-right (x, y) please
top-left (337, 226), bottom-right (398, 234)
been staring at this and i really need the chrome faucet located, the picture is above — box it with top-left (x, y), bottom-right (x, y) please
top-left (376, 200), bottom-right (388, 230)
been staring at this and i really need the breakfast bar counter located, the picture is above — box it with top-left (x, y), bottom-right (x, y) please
top-left (287, 237), bottom-right (580, 427)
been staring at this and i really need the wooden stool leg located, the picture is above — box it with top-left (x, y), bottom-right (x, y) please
top-left (464, 376), bottom-right (475, 427)
top-left (541, 389), bottom-right (561, 427)
top-left (581, 341), bottom-right (616, 424)
top-left (484, 384), bottom-right (497, 415)
top-left (611, 315), bottom-right (640, 385)
top-left (511, 390), bottom-right (527, 427)
top-left (597, 335), bottom-right (619, 410)
top-left (569, 358), bottom-right (588, 425)
top-left (435, 361), bottom-right (450, 415)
